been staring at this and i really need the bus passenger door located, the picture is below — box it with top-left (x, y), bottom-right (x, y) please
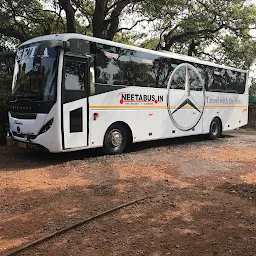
top-left (62, 56), bottom-right (89, 149)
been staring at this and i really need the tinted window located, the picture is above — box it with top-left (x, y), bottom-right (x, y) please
top-left (64, 60), bottom-right (85, 90)
top-left (154, 58), bottom-right (181, 88)
top-left (70, 107), bottom-right (82, 132)
top-left (188, 67), bottom-right (203, 91)
top-left (68, 39), bottom-right (90, 55)
top-left (226, 70), bottom-right (246, 94)
top-left (94, 45), bottom-right (111, 84)
top-left (93, 43), bottom-right (179, 89)
top-left (113, 48), bottom-right (132, 85)
top-left (130, 51), bottom-right (156, 87)
top-left (206, 67), bottom-right (246, 94)
top-left (170, 66), bottom-right (186, 89)
top-left (93, 43), bottom-right (132, 86)
top-left (92, 42), bottom-right (246, 93)
top-left (208, 69), bottom-right (226, 92)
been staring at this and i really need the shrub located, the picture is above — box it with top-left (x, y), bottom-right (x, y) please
top-left (249, 102), bottom-right (256, 111)
top-left (0, 75), bottom-right (12, 133)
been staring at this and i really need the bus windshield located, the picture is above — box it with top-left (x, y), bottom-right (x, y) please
top-left (11, 43), bottom-right (59, 101)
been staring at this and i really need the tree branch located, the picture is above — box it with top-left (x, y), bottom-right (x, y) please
top-left (115, 18), bottom-right (156, 33)
top-left (197, 50), bottom-right (220, 62)
top-left (163, 23), bottom-right (225, 50)
top-left (0, 27), bottom-right (27, 42)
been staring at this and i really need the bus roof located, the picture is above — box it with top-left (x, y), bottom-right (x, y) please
top-left (20, 33), bottom-right (248, 73)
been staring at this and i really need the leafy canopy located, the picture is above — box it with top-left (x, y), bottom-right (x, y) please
top-left (0, 0), bottom-right (256, 69)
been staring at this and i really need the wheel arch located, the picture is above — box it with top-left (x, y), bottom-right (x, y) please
top-left (104, 121), bottom-right (133, 144)
top-left (210, 116), bottom-right (223, 133)
top-left (208, 116), bottom-right (223, 140)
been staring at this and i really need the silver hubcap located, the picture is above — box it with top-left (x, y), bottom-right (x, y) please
top-left (211, 122), bottom-right (219, 136)
top-left (109, 130), bottom-right (123, 148)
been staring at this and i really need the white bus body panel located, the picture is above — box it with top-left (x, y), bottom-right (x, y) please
top-left (87, 87), bottom-right (248, 150)
top-left (63, 98), bottom-right (88, 149)
top-left (203, 92), bottom-right (248, 133)
top-left (9, 103), bottom-right (63, 152)
top-left (12, 34), bottom-right (249, 153)
top-left (88, 87), bottom-right (203, 148)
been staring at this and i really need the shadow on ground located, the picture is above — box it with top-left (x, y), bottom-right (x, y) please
top-left (0, 133), bottom-right (235, 172)
top-left (1, 176), bottom-right (255, 256)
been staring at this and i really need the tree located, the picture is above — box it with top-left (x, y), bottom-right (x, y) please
top-left (43, 0), bottom-right (147, 39)
top-left (135, 0), bottom-right (256, 67)
top-left (250, 79), bottom-right (256, 96)
top-left (0, 0), bottom-right (66, 46)
top-left (212, 36), bottom-right (256, 69)
top-left (56, 0), bottom-right (146, 40)
top-left (1, 0), bottom-right (256, 70)
top-left (91, 0), bottom-right (146, 40)
top-left (58, 0), bottom-right (76, 32)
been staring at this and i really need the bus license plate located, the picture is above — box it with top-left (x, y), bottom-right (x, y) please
top-left (17, 142), bottom-right (27, 149)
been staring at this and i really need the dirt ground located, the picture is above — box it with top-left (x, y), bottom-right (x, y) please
top-left (0, 130), bottom-right (255, 256)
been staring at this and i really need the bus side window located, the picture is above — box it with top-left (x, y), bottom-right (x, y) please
top-left (237, 72), bottom-right (246, 94)
top-left (130, 51), bottom-right (155, 87)
top-left (188, 68), bottom-right (203, 91)
top-left (90, 67), bottom-right (95, 95)
top-left (64, 60), bottom-right (86, 91)
top-left (113, 51), bottom-right (132, 86)
top-left (227, 70), bottom-right (245, 94)
top-left (170, 66), bottom-right (186, 89)
top-left (208, 69), bottom-right (225, 92)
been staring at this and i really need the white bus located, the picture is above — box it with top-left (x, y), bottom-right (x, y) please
top-left (8, 33), bottom-right (249, 154)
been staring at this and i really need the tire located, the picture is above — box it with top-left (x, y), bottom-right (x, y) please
top-left (208, 118), bottom-right (222, 140)
top-left (103, 124), bottom-right (128, 154)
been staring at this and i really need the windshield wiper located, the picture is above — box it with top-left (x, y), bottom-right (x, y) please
top-left (11, 94), bottom-right (41, 101)
top-left (14, 96), bottom-right (33, 101)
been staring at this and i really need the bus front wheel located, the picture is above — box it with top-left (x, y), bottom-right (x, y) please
top-left (208, 118), bottom-right (222, 140)
top-left (103, 124), bottom-right (128, 154)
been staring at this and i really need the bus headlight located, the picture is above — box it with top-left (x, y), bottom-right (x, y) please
top-left (38, 118), bottom-right (54, 135)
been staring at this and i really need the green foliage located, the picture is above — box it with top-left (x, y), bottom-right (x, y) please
top-left (0, 75), bottom-right (12, 112)
top-left (210, 36), bottom-right (256, 69)
top-left (0, 74), bottom-right (12, 132)
top-left (0, 0), bottom-right (255, 71)
top-left (249, 102), bottom-right (256, 112)
top-left (248, 80), bottom-right (256, 111)
top-left (0, 88), bottom-right (10, 113)
top-left (113, 32), bottom-right (138, 46)
top-left (0, 0), bottom-right (66, 48)
top-left (135, 0), bottom-right (256, 68)
top-left (249, 80), bottom-right (256, 97)
top-left (0, 0), bottom-right (256, 73)
top-left (139, 38), bottom-right (159, 50)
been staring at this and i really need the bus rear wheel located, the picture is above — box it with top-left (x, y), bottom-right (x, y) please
top-left (208, 118), bottom-right (222, 140)
top-left (103, 124), bottom-right (127, 154)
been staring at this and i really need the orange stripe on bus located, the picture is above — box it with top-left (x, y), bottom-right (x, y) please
top-left (205, 106), bottom-right (247, 109)
top-left (90, 105), bottom-right (247, 110)
top-left (89, 105), bottom-right (167, 109)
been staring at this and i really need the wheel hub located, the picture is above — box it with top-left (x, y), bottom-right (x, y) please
top-left (109, 130), bottom-right (123, 147)
top-left (212, 122), bottom-right (219, 136)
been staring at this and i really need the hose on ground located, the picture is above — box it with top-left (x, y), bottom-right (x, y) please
top-left (4, 193), bottom-right (157, 256)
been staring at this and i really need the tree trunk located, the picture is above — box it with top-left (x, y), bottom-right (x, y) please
top-left (0, 27), bottom-right (27, 42)
top-left (93, 0), bottom-right (144, 40)
top-left (59, 0), bottom-right (76, 33)
top-left (93, 0), bottom-right (108, 38)
top-left (106, 1), bottom-right (128, 40)
top-left (188, 40), bottom-right (197, 56)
